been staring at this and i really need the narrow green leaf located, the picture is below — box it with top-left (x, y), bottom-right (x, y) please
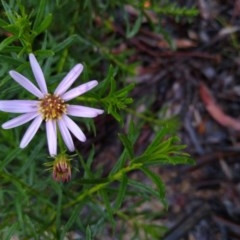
top-left (2, 24), bottom-right (19, 35)
top-left (0, 46), bottom-right (23, 54)
top-left (0, 18), bottom-right (8, 27)
top-left (140, 167), bottom-right (167, 207)
top-left (0, 148), bottom-right (22, 170)
top-left (153, 137), bottom-right (173, 154)
top-left (4, 223), bottom-right (18, 240)
top-left (128, 179), bottom-right (159, 199)
top-left (110, 110), bottom-right (121, 122)
top-left (109, 150), bottom-right (128, 175)
top-left (32, 0), bottom-right (48, 30)
top-left (113, 173), bottom-right (128, 211)
top-left (77, 149), bottom-right (95, 179)
top-left (61, 205), bottom-right (84, 237)
top-left (86, 147), bottom-right (96, 169)
top-left (0, 35), bottom-right (18, 51)
top-left (126, 12), bottom-right (143, 38)
top-left (118, 133), bottom-right (134, 159)
top-left (142, 224), bottom-right (168, 238)
top-left (55, 183), bottom-right (63, 231)
top-left (34, 13), bottom-right (52, 36)
top-left (53, 34), bottom-right (78, 53)
top-left (35, 49), bottom-right (54, 57)
top-left (15, 201), bottom-right (24, 230)
top-left (167, 155), bottom-right (194, 165)
top-left (77, 178), bottom-right (109, 184)
top-left (100, 189), bottom-right (115, 226)
top-left (86, 226), bottom-right (92, 240)
top-left (99, 65), bottom-right (116, 91)
top-left (144, 127), bottom-right (170, 154)
top-left (109, 74), bottom-right (117, 94)
top-left (1, 0), bottom-right (14, 24)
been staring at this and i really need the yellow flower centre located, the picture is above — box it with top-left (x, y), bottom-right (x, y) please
top-left (39, 94), bottom-right (67, 120)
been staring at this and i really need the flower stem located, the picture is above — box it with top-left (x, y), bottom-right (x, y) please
top-left (63, 162), bottom-right (142, 209)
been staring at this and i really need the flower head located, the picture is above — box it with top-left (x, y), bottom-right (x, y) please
top-left (52, 154), bottom-right (72, 182)
top-left (0, 53), bottom-right (104, 156)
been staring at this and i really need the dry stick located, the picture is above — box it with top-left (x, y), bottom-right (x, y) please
top-left (163, 203), bottom-right (211, 240)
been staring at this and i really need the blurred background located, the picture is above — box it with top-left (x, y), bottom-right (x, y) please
top-left (91, 1), bottom-right (240, 239)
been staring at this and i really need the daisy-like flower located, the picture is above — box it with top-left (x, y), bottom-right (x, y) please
top-left (0, 53), bottom-right (103, 156)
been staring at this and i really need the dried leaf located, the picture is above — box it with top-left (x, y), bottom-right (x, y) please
top-left (199, 82), bottom-right (240, 131)
top-left (157, 39), bottom-right (196, 49)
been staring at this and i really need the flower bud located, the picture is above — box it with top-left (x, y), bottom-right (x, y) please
top-left (52, 154), bottom-right (71, 182)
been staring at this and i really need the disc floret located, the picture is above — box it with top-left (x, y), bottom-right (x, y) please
top-left (39, 94), bottom-right (67, 120)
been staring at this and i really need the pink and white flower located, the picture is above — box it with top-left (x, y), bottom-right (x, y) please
top-left (0, 53), bottom-right (103, 156)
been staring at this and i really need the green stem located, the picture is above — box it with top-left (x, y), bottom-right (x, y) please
top-left (63, 162), bottom-right (142, 209)
top-left (57, 127), bottom-right (65, 153)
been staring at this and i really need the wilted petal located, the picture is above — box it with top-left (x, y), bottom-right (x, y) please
top-left (61, 80), bottom-right (98, 101)
top-left (54, 64), bottom-right (83, 96)
top-left (58, 118), bottom-right (75, 152)
top-left (9, 70), bottom-right (44, 98)
top-left (67, 105), bottom-right (104, 118)
top-left (0, 100), bottom-right (39, 113)
top-left (46, 120), bottom-right (57, 156)
top-left (20, 115), bottom-right (43, 148)
top-left (2, 112), bottom-right (39, 129)
top-left (62, 115), bottom-right (86, 142)
top-left (29, 53), bottom-right (48, 94)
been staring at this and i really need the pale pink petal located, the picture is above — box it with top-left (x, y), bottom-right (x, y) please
top-left (2, 112), bottom-right (39, 129)
top-left (67, 105), bottom-right (104, 118)
top-left (46, 120), bottom-right (57, 156)
top-left (20, 115), bottom-right (43, 148)
top-left (61, 80), bottom-right (98, 101)
top-left (29, 53), bottom-right (48, 94)
top-left (62, 115), bottom-right (86, 142)
top-left (9, 70), bottom-right (44, 98)
top-left (54, 64), bottom-right (83, 96)
top-left (57, 118), bottom-right (75, 152)
top-left (0, 100), bottom-right (39, 113)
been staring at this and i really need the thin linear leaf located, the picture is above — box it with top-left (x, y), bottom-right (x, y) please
top-left (0, 18), bottom-right (8, 27)
top-left (4, 223), bottom-right (18, 240)
top-left (144, 127), bottom-right (170, 154)
top-left (0, 35), bottom-right (18, 51)
top-left (109, 150), bottom-right (128, 175)
top-left (1, 0), bottom-right (14, 24)
top-left (34, 13), bottom-right (52, 36)
top-left (118, 133), bottom-right (134, 159)
top-left (140, 166), bottom-right (167, 207)
top-left (86, 226), bottom-right (92, 240)
top-left (61, 205), bottom-right (84, 238)
top-left (126, 12), bottom-right (143, 38)
top-left (128, 179), bottom-right (159, 199)
top-left (32, 0), bottom-right (48, 30)
top-left (53, 34), bottom-right (78, 53)
top-left (0, 148), bottom-right (22, 170)
top-left (100, 189), bottom-right (115, 226)
top-left (113, 173), bottom-right (128, 211)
